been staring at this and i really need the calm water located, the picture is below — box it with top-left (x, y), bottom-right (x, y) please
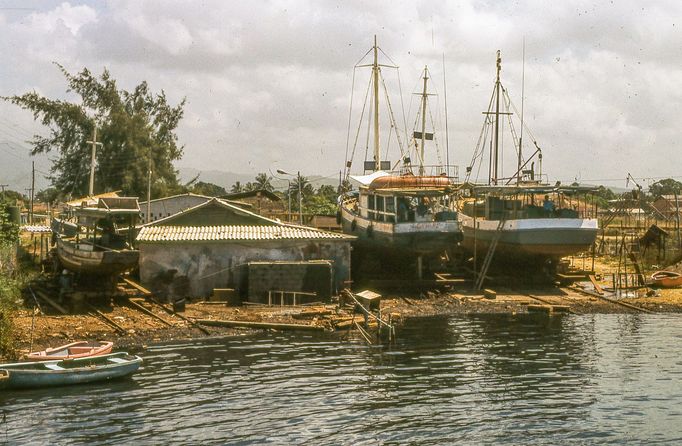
top-left (2, 314), bottom-right (682, 445)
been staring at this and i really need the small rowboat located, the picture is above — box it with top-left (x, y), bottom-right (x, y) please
top-left (0, 352), bottom-right (142, 390)
top-left (650, 270), bottom-right (682, 288)
top-left (26, 341), bottom-right (113, 361)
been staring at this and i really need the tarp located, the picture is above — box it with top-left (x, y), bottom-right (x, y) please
top-left (349, 171), bottom-right (391, 186)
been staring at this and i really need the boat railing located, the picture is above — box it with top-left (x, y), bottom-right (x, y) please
top-left (379, 164), bottom-right (460, 181)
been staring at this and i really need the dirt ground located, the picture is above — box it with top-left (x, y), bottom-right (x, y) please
top-left (6, 254), bottom-right (682, 361)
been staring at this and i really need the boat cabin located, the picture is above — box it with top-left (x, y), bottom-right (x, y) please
top-left (463, 185), bottom-right (599, 221)
top-left (58, 197), bottom-right (140, 251)
top-left (351, 174), bottom-right (457, 224)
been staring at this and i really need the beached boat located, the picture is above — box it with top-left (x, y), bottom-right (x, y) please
top-left (52, 195), bottom-right (140, 276)
top-left (650, 270), bottom-right (682, 288)
top-left (459, 51), bottom-right (598, 276)
top-left (26, 341), bottom-right (113, 361)
top-left (0, 352), bottom-right (142, 390)
top-left (339, 40), bottom-right (461, 262)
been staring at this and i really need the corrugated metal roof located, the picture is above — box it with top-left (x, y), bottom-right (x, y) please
top-left (137, 224), bottom-right (354, 243)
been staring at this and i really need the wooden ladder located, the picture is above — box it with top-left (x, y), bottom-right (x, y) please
top-left (475, 219), bottom-right (505, 290)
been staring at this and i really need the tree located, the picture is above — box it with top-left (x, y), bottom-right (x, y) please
top-left (190, 181), bottom-right (227, 197)
top-left (230, 181), bottom-right (244, 193)
top-left (35, 187), bottom-right (62, 205)
top-left (649, 178), bottom-right (682, 198)
top-left (316, 184), bottom-right (337, 203)
top-left (4, 64), bottom-right (185, 199)
top-left (253, 173), bottom-right (274, 192)
top-left (288, 175), bottom-right (314, 211)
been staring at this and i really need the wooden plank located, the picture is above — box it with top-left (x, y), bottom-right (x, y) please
top-left (568, 286), bottom-right (653, 313)
top-left (34, 289), bottom-right (68, 315)
top-left (128, 298), bottom-right (174, 327)
top-left (120, 277), bottom-right (152, 296)
top-left (588, 275), bottom-right (604, 295)
top-left (84, 303), bottom-right (127, 335)
top-left (145, 297), bottom-right (211, 335)
top-left (196, 319), bottom-right (325, 332)
top-left (526, 294), bottom-right (578, 314)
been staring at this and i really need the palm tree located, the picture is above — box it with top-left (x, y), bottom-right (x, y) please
top-left (230, 181), bottom-right (244, 193)
top-left (253, 173), bottom-right (274, 192)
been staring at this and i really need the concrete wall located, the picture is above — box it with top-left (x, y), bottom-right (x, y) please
top-left (141, 195), bottom-right (211, 223)
top-left (138, 239), bottom-right (351, 298)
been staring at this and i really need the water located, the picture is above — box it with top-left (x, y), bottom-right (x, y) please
top-left (2, 314), bottom-right (682, 445)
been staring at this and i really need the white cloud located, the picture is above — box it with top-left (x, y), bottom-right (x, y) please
top-left (0, 0), bottom-right (681, 191)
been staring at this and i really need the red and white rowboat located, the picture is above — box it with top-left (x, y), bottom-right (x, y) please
top-left (26, 341), bottom-right (114, 361)
top-left (650, 271), bottom-right (682, 288)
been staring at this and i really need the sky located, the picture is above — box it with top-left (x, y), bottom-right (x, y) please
top-left (0, 0), bottom-right (680, 193)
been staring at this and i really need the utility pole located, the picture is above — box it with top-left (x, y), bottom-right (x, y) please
top-left (86, 125), bottom-right (103, 196)
top-left (30, 161), bottom-right (35, 224)
top-left (297, 171), bottom-right (303, 225)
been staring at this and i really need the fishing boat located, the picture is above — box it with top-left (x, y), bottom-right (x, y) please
top-left (0, 352), bottom-right (142, 390)
top-left (26, 341), bottom-right (113, 361)
top-left (459, 51), bottom-right (598, 279)
top-left (339, 38), bottom-right (461, 268)
top-left (650, 270), bottom-right (682, 288)
top-left (52, 195), bottom-right (140, 276)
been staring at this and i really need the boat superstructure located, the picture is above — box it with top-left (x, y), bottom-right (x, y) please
top-left (339, 38), bottom-right (462, 263)
top-left (52, 195), bottom-right (140, 276)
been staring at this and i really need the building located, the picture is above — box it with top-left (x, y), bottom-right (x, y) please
top-left (140, 192), bottom-right (252, 223)
top-left (136, 198), bottom-right (354, 300)
top-left (220, 189), bottom-right (286, 217)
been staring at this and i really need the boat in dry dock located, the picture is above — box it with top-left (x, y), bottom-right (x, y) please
top-left (52, 195), bottom-right (140, 276)
top-left (339, 39), bottom-right (461, 261)
top-left (459, 51), bottom-right (598, 273)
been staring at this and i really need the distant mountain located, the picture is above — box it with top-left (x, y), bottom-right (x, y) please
top-left (178, 166), bottom-right (339, 191)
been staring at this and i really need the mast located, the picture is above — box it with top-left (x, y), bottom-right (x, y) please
top-left (518, 39), bottom-right (525, 185)
top-left (86, 125), bottom-right (103, 196)
top-left (373, 35), bottom-right (380, 171)
top-left (493, 50), bottom-right (501, 185)
top-left (419, 66), bottom-right (429, 175)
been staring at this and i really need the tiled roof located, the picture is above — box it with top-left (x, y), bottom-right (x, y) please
top-left (137, 224), bottom-right (354, 242)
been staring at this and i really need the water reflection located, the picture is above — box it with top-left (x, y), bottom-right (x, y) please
top-left (2, 314), bottom-right (682, 444)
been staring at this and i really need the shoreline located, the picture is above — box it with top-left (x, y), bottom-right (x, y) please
top-left (7, 283), bottom-right (682, 361)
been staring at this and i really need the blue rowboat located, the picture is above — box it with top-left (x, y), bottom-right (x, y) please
top-left (0, 352), bottom-right (142, 390)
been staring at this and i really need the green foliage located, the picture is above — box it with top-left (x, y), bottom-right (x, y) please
top-left (190, 181), bottom-right (227, 197)
top-left (0, 203), bottom-right (19, 247)
top-left (35, 187), bottom-right (63, 205)
top-left (253, 173), bottom-right (274, 192)
top-left (0, 190), bottom-right (27, 206)
top-left (4, 64), bottom-right (186, 199)
top-left (649, 178), bottom-right (682, 198)
top-left (304, 194), bottom-right (337, 215)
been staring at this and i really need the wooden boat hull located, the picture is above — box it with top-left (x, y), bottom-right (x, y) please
top-left (340, 203), bottom-right (462, 256)
top-left (55, 237), bottom-right (139, 276)
top-left (650, 271), bottom-right (682, 288)
top-left (0, 353), bottom-right (142, 390)
top-left (460, 216), bottom-right (598, 262)
top-left (27, 341), bottom-right (113, 361)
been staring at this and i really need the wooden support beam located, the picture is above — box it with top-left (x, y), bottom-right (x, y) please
top-left (588, 275), bottom-right (604, 295)
top-left (568, 286), bottom-right (653, 313)
top-left (196, 319), bottom-right (325, 332)
top-left (128, 298), bottom-right (174, 327)
top-left (34, 289), bottom-right (68, 315)
top-left (84, 303), bottom-right (127, 335)
top-left (120, 276), bottom-right (152, 296)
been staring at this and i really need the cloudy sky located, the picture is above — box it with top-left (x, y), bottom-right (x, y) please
top-left (0, 0), bottom-right (680, 192)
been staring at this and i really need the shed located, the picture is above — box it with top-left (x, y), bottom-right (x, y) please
top-left (136, 198), bottom-right (354, 300)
